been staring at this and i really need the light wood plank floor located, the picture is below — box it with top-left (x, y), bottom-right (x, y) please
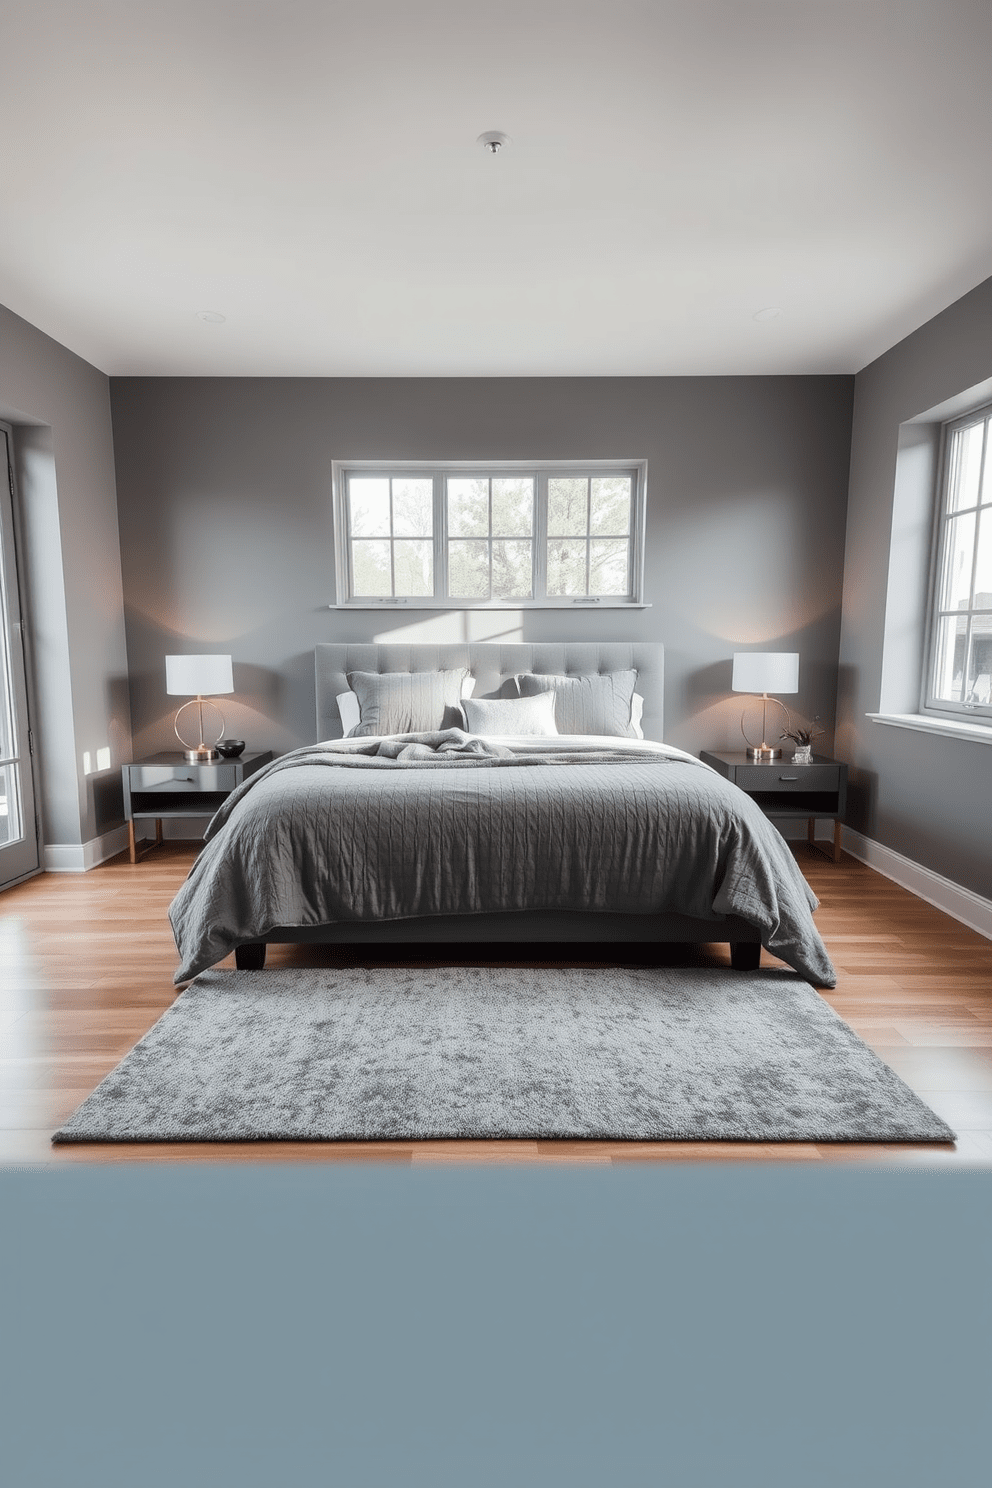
top-left (0, 842), bottom-right (988, 1165)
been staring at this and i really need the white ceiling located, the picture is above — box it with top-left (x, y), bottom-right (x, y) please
top-left (3, 0), bottom-right (992, 377)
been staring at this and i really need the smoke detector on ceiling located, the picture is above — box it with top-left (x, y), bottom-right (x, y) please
top-left (477, 131), bottom-right (510, 155)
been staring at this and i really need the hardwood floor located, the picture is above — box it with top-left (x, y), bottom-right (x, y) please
top-left (0, 841), bottom-right (989, 1165)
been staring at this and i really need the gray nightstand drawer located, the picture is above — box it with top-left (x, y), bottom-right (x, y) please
top-left (128, 762), bottom-right (242, 792)
top-left (733, 764), bottom-right (839, 793)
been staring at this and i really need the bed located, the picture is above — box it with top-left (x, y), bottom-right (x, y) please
top-left (168, 642), bottom-right (837, 987)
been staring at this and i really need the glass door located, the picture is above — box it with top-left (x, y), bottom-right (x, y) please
top-left (0, 425), bottom-right (39, 887)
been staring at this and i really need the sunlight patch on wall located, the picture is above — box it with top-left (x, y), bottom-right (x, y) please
top-left (373, 610), bottom-right (524, 645)
top-left (82, 747), bottom-right (112, 775)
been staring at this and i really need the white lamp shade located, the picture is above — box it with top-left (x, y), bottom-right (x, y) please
top-left (165, 654), bottom-right (234, 696)
top-left (731, 651), bottom-right (799, 695)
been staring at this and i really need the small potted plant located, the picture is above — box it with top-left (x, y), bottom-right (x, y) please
top-left (780, 721), bottom-right (823, 765)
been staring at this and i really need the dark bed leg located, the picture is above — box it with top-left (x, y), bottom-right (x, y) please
top-left (235, 941), bottom-right (267, 971)
top-left (730, 941), bottom-right (761, 972)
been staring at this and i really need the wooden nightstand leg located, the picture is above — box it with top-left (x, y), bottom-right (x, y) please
top-left (129, 818), bottom-right (163, 863)
top-left (808, 817), bottom-right (844, 863)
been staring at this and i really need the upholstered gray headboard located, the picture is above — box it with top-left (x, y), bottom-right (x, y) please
top-left (314, 642), bottom-right (664, 742)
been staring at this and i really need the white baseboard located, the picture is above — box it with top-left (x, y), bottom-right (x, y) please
top-left (44, 825), bottom-right (130, 873)
top-left (841, 827), bottom-right (992, 940)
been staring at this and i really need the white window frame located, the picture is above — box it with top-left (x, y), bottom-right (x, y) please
top-left (921, 404), bottom-right (992, 725)
top-left (331, 460), bottom-right (649, 608)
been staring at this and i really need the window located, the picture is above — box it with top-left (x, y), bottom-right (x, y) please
top-left (332, 461), bottom-right (647, 606)
top-left (924, 406), bottom-right (992, 721)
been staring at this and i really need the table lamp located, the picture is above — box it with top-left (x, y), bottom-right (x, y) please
top-left (165, 654), bottom-right (234, 762)
top-left (731, 651), bottom-right (799, 760)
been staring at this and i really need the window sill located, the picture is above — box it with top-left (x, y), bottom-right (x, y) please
top-left (327, 601), bottom-right (653, 610)
top-left (867, 712), bottom-right (992, 744)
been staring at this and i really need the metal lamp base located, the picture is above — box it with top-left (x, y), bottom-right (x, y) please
top-left (174, 697), bottom-right (225, 763)
top-left (184, 745), bottom-right (220, 763)
top-left (740, 695), bottom-right (790, 761)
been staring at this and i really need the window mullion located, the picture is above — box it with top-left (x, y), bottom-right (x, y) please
top-left (963, 615), bottom-right (975, 700)
top-left (383, 476), bottom-right (392, 592)
top-left (433, 472), bottom-right (445, 600)
top-left (534, 473), bottom-right (547, 599)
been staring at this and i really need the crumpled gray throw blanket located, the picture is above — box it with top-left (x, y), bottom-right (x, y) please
top-left (169, 730), bottom-right (838, 987)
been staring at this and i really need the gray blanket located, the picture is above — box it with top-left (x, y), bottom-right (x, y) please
top-left (169, 732), bottom-right (837, 986)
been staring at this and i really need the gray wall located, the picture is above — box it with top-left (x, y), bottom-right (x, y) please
top-left (837, 275), bottom-right (992, 898)
top-left (110, 375), bottom-right (853, 762)
top-left (0, 303), bottom-right (131, 848)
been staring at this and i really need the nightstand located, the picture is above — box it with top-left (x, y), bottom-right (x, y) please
top-left (122, 751), bottom-right (273, 863)
top-left (699, 750), bottom-right (849, 862)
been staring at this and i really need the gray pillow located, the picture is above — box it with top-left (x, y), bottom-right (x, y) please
top-left (515, 670), bottom-right (638, 737)
top-left (347, 669), bottom-right (469, 737)
top-left (462, 692), bottom-right (559, 737)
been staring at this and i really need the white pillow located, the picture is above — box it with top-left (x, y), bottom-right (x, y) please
top-left (336, 690), bottom-right (362, 737)
top-left (337, 677), bottom-right (475, 737)
top-left (462, 692), bottom-right (559, 737)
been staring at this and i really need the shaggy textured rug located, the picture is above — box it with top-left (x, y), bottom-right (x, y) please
top-left (53, 966), bottom-right (954, 1144)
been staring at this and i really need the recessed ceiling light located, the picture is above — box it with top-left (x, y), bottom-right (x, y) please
top-left (477, 130), bottom-right (510, 155)
top-left (752, 307), bottom-right (783, 322)
top-left (196, 310), bottom-right (226, 324)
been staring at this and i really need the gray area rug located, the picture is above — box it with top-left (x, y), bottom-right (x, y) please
top-left (53, 966), bottom-right (954, 1144)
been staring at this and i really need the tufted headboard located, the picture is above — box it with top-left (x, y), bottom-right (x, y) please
top-left (314, 641), bottom-right (664, 743)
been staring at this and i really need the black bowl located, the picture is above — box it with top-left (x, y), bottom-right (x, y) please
top-left (216, 739), bottom-right (246, 758)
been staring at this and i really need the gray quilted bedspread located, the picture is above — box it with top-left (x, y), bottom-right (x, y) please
top-left (168, 733), bottom-right (837, 986)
